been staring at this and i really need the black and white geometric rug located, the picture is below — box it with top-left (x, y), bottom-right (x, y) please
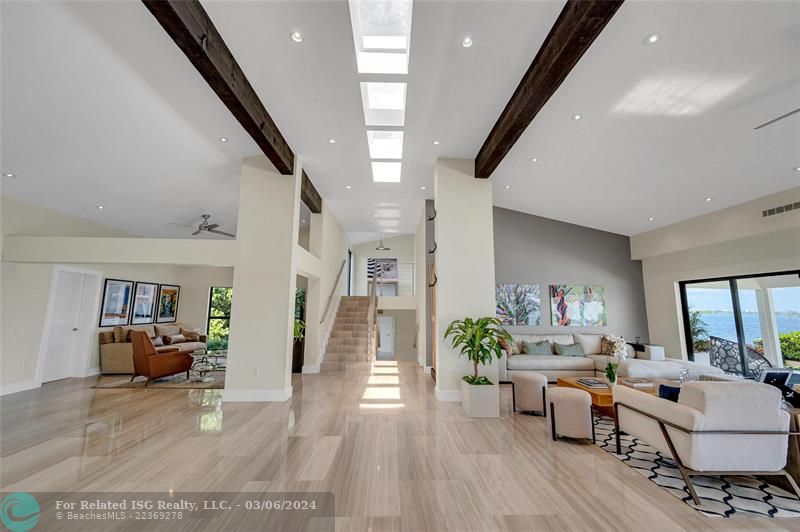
top-left (593, 416), bottom-right (800, 518)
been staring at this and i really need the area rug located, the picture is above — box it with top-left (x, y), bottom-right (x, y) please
top-left (94, 371), bottom-right (225, 390)
top-left (593, 416), bottom-right (800, 518)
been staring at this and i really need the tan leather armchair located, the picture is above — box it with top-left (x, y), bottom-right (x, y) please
top-left (130, 330), bottom-right (193, 385)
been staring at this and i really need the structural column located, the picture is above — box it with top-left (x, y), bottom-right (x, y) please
top-left (433, 159), bottom-right (497, 401)
top-left (224, 155), bottom-right (302, 401)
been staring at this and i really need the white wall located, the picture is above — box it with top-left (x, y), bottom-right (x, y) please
top-left (415, 208), bottom-right (427, 367)
top-left (380, 309), bottom-right (416, 361)
top-left (631, 187), bottom-right (800, 260)
top-left (304, 202), bottom-right (351, 371)
top-left (434, 159), bottom-right (497, 399)
top-left (633, 189), bottom-right (800, 360)
top-left (352, 234), bottom-right (415, 296)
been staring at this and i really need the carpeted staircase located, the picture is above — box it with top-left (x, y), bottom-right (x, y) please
top-left (322, 296), bottom-right (371, 368)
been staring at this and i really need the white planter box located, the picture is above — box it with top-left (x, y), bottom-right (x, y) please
top-left (461, 380), bottom-right (500, 418)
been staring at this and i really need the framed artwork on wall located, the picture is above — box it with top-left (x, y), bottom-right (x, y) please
top-left (367, 258), bottom-right (398, 280)
top-left (98, 279), bottom-right (134, 327)
top-left (550, 284), bottom-right (607, 327)
top-left (130, 282), bottom-right (158, 325)
top-left (495, 284), bottom-right (541, 326)
top-left (156, 284), bottom-right (180, 323)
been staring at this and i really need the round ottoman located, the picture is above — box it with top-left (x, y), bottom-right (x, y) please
top-left (547, 387), bottom-right (595, 443)
top-left (511, 372), bottom-right (548, 415)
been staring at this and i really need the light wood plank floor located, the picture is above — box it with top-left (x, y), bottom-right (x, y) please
top-left (2, 361), bottom-right (798, 531)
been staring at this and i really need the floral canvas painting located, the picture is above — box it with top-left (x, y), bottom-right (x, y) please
top-left (495, 284), bottom-right (541, 326)
top-left (550, 284), bottom-right (607, 327)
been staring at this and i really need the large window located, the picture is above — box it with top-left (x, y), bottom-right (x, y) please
top-left (680, 271), bottom-right (800, 378)
top-left (207, 287), bottom-right (232, 352)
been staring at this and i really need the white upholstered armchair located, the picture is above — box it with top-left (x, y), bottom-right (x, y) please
top-left (613, 381), bottom-right (797, 505)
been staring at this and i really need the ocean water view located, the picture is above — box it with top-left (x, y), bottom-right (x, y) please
top-left (698, 311), bottom-right (800, 342)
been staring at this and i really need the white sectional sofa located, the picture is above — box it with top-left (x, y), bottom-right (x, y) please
top-left (499, 333), bottom-right (725, 382)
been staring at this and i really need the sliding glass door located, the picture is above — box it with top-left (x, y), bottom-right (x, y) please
top-left (680, 270), bottom-right (800, 378)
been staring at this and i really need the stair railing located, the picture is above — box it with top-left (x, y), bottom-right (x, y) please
top-left (367, 272), bottom-right (380, 363)
top-left (320, 259), bottom-right (347, 325)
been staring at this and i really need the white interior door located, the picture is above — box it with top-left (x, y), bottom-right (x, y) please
top-left (378, 316), bottom-right (395, 358)
top-left (43, 271), bottom-right (87, 382)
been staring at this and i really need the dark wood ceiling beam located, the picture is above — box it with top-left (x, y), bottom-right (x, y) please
top-left (475, 0), bottom-right (624, 179)
top-left (142, 0), bottom-right (295, 174)
top-left (301, 171), bottom-right (323, 214)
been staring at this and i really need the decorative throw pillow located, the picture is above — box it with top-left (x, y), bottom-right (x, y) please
top-left (522, 340), bottom-right (552, 355)
top-left (181, 328), bottom-right (201, 342)
top-left (600, 336), bottom-right (615, 356)
top-left (658, 384), bottom-right (681, 402)
top-left (554, 342), bottom-right (585, 357)
top-left (152, 336), bottom-right (164, 347)
top-left (164, 334), bottom-right (186, 345)
top-left (498, 337), bottom-right (512, 354)
top-left (155, 324), bottom-right (181, 337)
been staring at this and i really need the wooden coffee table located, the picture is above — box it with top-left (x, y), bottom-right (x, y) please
top-left (556, 377), bottom-right (665, 417)
top-left (557, 377), bottom-right (614, 416)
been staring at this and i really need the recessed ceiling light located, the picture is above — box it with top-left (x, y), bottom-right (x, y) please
top-left (301, 219), bottom-right (307, 224)
top-left (571, 114), bottom-right (582, 121)
top-left (794, 166), bottom-right (800, 172)
top-left (3, 172), bottom-right (15, 178)
top-left (328, 138), bottom-right (336, 144)
top-left (420, 186), bottom-right (426, 190)
top-left (705, 197), bottom-right (713, 202)
top-left (644, 32), bottom-right (661, 45)
top-left (530, 157), bottom-right (537, 163)
top-left (345, 185), bottom-right (352, 189)
top-left (219, 137), bottom-right (228, 143)
top-left (96, 205), bottom-right (105, 210)
top-left (648, 217), bottom-right (655, 221)
top-left (290, 31), bottom-right (303, 43)
top-left (504, 185), bottom-right (511, 190)
top-left (373, 214), bottom-right (379, 218)
top-left (433, 140), bottom-right (440, 145)
top-left (462, 36), bottom-right (473, 48)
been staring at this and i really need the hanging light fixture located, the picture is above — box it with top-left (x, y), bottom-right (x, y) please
top-left (375, 233), bottom-right (391, 251)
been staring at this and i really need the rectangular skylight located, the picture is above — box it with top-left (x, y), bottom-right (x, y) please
top-left (360, 82), bottom-right (406, 126)
top-left (357, 51), bottom-right (408, 75)
top-left (362, 36), bottom-right (407, 50)
top-left (367, 131), bottom-right (404, 159)
top-left (372, 162), bottom-right (402, 183)
top-left (349, 0), bottom-right (413, 74)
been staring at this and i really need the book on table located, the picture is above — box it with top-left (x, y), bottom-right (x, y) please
top-left (576, 378), bottom-right (609, 389)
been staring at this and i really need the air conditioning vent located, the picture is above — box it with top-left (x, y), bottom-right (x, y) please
top-left (762, 201), bottom-right (800, 218)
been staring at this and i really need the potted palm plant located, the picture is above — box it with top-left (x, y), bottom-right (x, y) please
top-left (444, 316), bottom-right (512, 417)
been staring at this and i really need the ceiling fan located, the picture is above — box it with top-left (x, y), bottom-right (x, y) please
top-left (170, 214), bottom-right (236, 238)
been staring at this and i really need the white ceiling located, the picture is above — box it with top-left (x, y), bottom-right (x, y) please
top-left (0, 1), bottom-right (256, 239)
top-left (2, 1), bottom-right (798, 239)
top-left (491, 0), bottom-right (800, 235)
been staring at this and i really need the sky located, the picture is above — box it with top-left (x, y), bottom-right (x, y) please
top-left (688, 286), bottom-right (800, 312)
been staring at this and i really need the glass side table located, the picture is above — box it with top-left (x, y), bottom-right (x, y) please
top-left (190, 350), bottom-right (216, 383)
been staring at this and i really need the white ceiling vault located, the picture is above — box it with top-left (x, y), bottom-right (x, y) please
top-left (2, 1), bottom-right (798, 239)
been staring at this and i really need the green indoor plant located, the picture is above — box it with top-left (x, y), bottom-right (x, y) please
top-left (294, 318), bottom-right (305, 341)
top-left (444, 316), bottom-right (512, 385)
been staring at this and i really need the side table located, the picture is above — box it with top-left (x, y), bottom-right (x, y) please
top-left (190, 350), bottom-right (216, 383)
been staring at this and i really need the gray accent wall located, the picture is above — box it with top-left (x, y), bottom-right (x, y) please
top-left (493, 207), bottom-right (649, 342)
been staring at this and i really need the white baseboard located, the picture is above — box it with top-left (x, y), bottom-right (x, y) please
top-left (0, 380), bottom-right (39, 397)
top-left (435, 388), bottom-right (461, 402)
top-left (222, 386), bottom-right (293, 402)
top-left (301, 365), bottom-right (320, 374)
top-left (423, 366), bottom-right (432, 374)
top-left (83, 367), bottom-right (100, 377)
